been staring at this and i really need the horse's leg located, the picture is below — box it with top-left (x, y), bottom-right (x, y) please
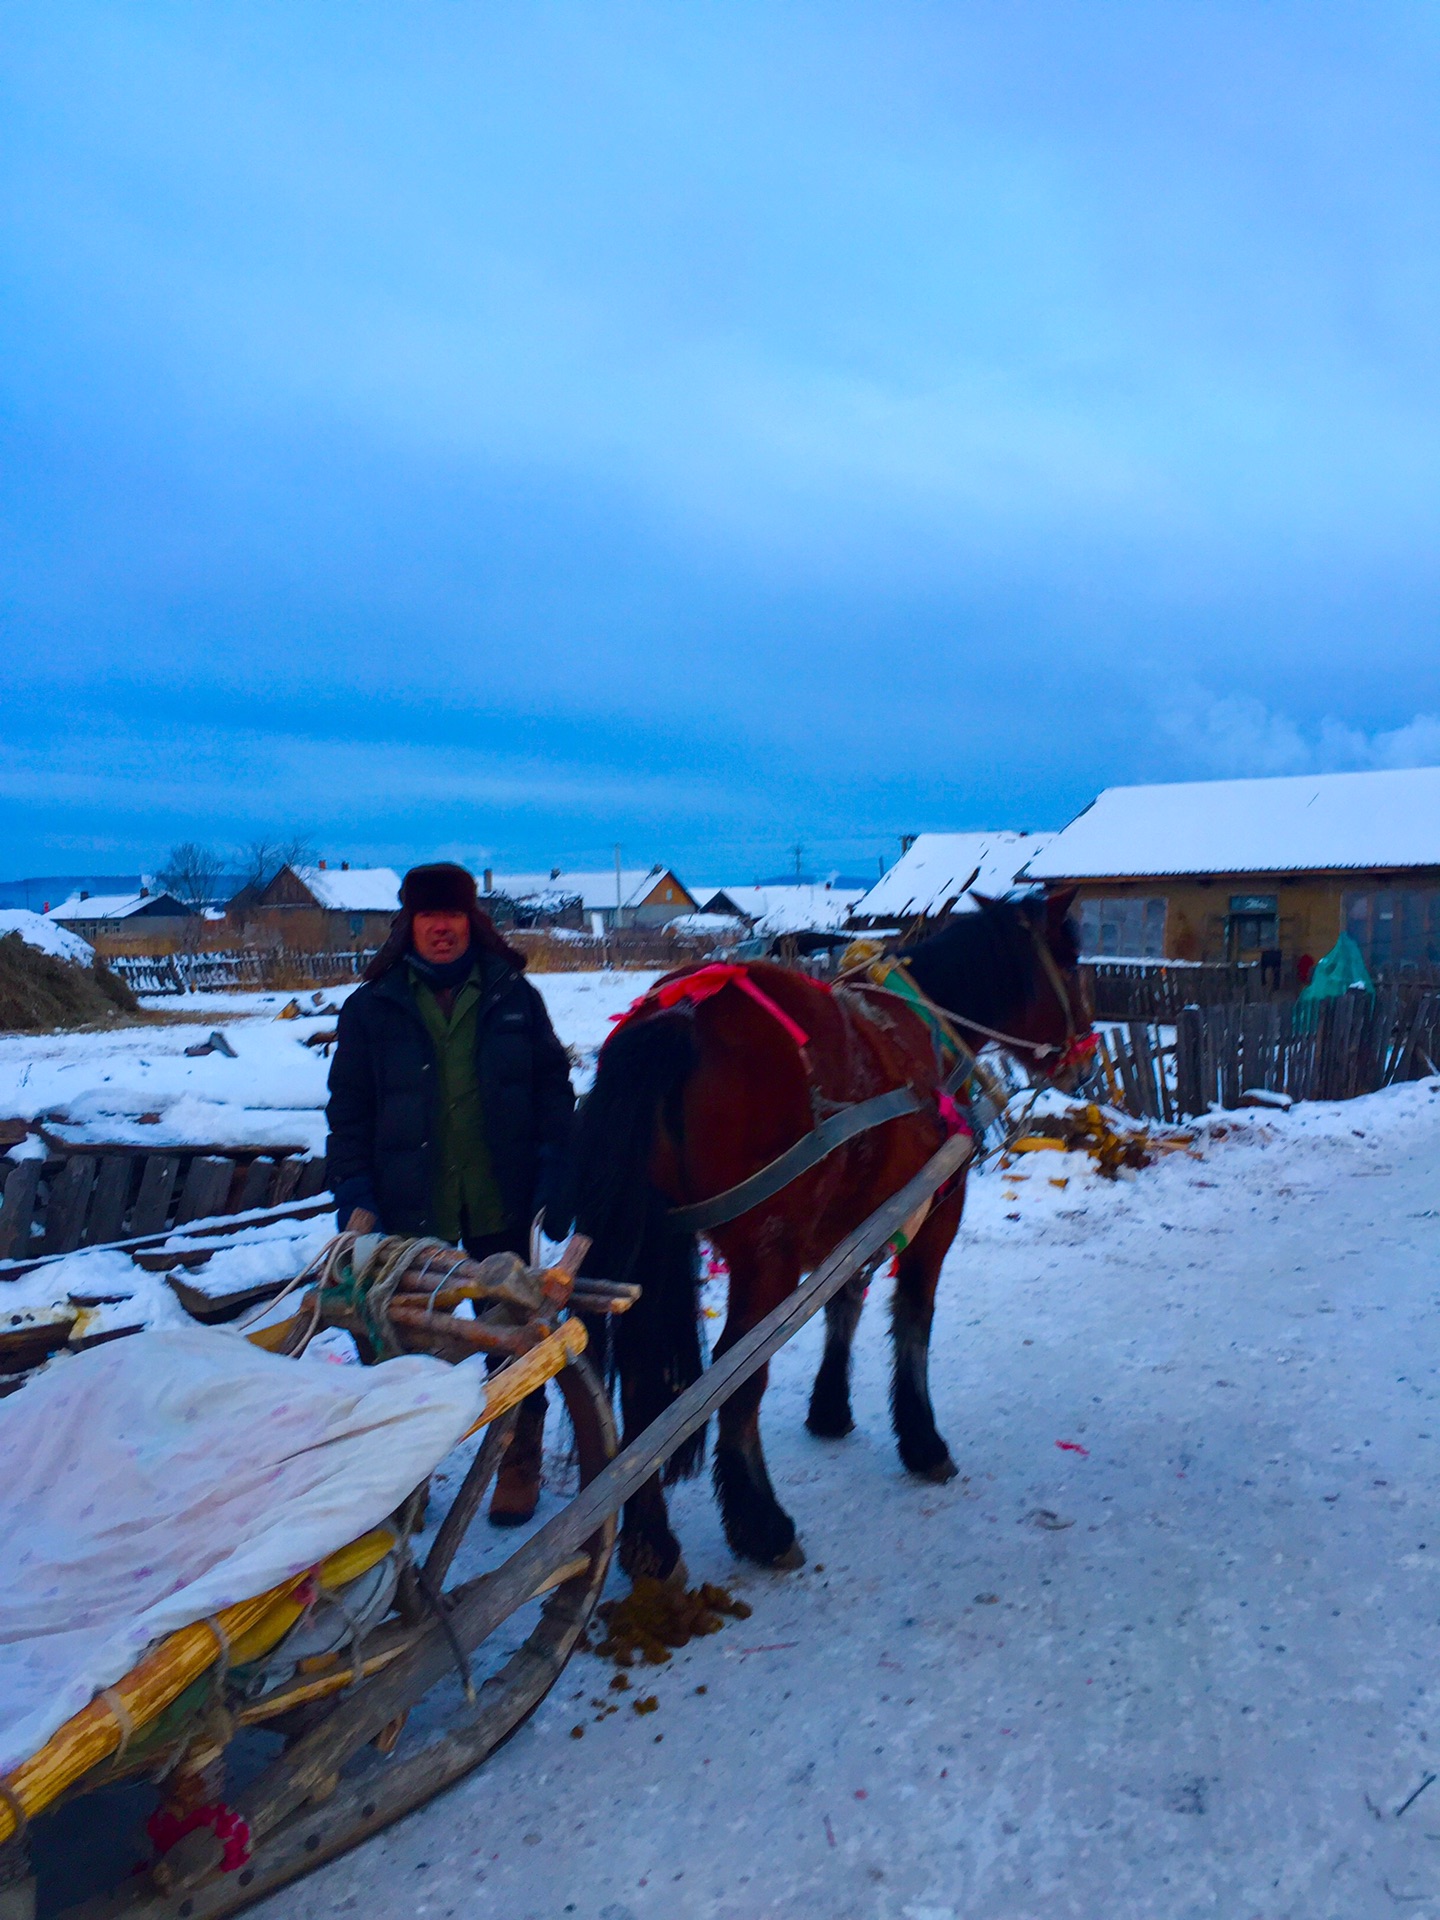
top-left (890, 1189), bottom-right (964, 1482)
top-left (617, 1369), bottom-right (686, 1584)
top-left (805, 1267), bottom-right (872, 1439)
top-left (713, 1251), bottom-right (804, 1568)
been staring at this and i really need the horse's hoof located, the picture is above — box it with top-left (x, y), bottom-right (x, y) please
top-left (805, 1409), bottom-right (855, 1440)
top-left (770, 1539), bottom-right (806, 1571)
top-left (659, 1556), bottom-right (690, 1591)
top-left (619, 1534), bottom-right (686, 1585)
top-left (913, 1455), bottom-right (959, 1484)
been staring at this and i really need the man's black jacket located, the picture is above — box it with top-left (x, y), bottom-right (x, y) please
top-left (325, 952), bottom-right (574, 1238)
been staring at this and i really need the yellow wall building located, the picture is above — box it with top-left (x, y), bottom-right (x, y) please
top-left (1026, 768), bottom-right (1440, 978)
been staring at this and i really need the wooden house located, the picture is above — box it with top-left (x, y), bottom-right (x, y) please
top-left (1023, 767), bottom-right (1440, 979)
top-left (480, 866), bottom-right (696, 931)
top-left (45, 888), bottom-right (195, 951)
top-left (242, 863), bottom-right (401, 951)
top-left (848, 832), bottom-right (1052, 929)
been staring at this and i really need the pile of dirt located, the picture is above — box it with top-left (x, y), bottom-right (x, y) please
top-left (0, 932), bottom-right (140, 1032)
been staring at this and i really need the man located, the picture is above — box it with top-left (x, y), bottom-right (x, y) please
top-left (326, 862), bottom-right (574, 1525)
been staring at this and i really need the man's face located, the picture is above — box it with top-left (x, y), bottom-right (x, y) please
top-left (412, 910), bottom-right (471, 965)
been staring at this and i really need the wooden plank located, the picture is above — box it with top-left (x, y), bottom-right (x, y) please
top-left (239, 1157), bottom-right (279, 1213)
top-left (1219, 1004), bottom-right (1241, 1110)
top-left (130, 1155), bottom-right (181, 1237)
top-left (175, 1155), bottom-right (235, 1225)
top-left (1112, 1026), bottom-right (1142, 1117)
top-left (295, 1157), bottom-right (330, 1200)
top-left (37, 1133), bottom-right (306, 1159)
top-left (85, 1154), bottom-right (133, 1246)
top-left (0, 1159), bottom-right (42, 1261)
top-left (1175, 1005), bottom-right (1202, 1118)
top-left (41, 1156), bottom-right (98, 1256)
top-left (270, 1156), bottom-right (303, 1206)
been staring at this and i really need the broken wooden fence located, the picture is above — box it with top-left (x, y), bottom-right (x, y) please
top-left (1092, 987), bottom-right (1440, 1121)
top-left (0, 1143), bottom-right (330, 1268)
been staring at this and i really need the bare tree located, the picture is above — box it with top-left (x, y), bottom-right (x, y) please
top-left (238, 835), bottom-right (317, 893)
top-left (157, 842), bottom-right (223, 913)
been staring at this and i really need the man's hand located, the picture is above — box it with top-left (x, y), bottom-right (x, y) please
top-left (345, 1207), bottom-right (378, 1233)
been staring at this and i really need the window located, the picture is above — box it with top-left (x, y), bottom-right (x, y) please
top-left (1227, 894), bottom-right (1278, 953)
top-left (1343, 889), bottom-right (1440, 971)
top-left (1079, 896), bottom-right (1167, 959)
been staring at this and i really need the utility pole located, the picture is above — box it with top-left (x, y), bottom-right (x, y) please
top-left (614, 843), bottom-right (623, 927)
top-left (791, 841), bottom-right (804, 881)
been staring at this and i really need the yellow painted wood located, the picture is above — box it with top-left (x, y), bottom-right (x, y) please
top-left (462, 1317), bottom-right (587, 1439)
top-left (0, 1579), bottom-right (304, 1841)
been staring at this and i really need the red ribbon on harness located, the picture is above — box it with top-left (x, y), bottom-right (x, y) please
top-left (609, 963), bottom-right (812, 1050)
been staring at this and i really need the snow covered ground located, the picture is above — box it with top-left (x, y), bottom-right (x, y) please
top-left (248, 1076), bottom-right (1440, 1920)
top-left (7, 978), bottom-right (1440, 1914)
top-left (0, 973), bottom-right (660, 1156)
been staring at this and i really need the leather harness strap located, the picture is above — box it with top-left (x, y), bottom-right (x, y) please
top-left (668, 1084), bottom-right (926, 1233)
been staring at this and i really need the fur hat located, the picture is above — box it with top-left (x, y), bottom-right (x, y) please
top-left (401, 862), bottom-right (479, 916)
top-left (363, 864), bottom-right (524, 981)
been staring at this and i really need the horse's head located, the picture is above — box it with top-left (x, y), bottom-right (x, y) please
top-left (901, 886), bottom-right (1094, 1090)
top-left (1004, 886), bottom-right (1095, 1091)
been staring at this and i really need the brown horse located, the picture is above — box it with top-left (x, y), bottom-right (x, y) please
top-left (573, 888), bottom-right (1089, 1580)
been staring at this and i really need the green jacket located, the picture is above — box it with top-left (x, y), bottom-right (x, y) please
top-left (410, 966), bottom-right (507, 1241)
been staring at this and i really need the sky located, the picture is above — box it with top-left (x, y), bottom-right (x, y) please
top-left (4, 1), bottom-right (1440, 885)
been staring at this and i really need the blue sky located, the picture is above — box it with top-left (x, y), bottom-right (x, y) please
top-left (4, 1), bottom-right (1440, 883)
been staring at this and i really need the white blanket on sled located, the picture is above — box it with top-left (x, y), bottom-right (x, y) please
top-left (0, 1327), bottom-right (487, 1776)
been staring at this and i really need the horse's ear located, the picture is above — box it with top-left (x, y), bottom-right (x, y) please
top-left (969, 889), bottom-right (1000, 911)
top-left (1046, 885), bottom-right (1079, 922)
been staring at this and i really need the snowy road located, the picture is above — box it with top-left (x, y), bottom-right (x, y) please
top-left (252, 1080), bottom-right (1440, 1920)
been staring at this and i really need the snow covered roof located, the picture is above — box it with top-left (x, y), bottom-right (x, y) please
top-left (45, 891), bottom-right (189, 922)
top-left (482, 869), bottom-right (694, 911)
top-left (0, 909), bottom-right (94, 964)
top-left (697, 884), bottom-right (866, 934)
top-left (851, 832), bottom-right (1053, 921)
top-left (1024, 768), bottom-right (1440, 880)
top-left (292, 866), bottom-right (401, 912)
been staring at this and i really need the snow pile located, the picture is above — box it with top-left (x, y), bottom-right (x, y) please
top-left (0, 911), bottom-right (93, 964)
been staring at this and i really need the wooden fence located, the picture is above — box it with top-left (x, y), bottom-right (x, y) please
top-left (0, 1141), bottom-right (330, 1268)
top-left (1090, 986), bottom-right (1440, 1121)
top-left (108, 950), bottom-right (377, 995)
top-left (1083, 959), bottom-right (1261, 1021)
top-left (1083, 957), bottom-right (1440, 1024)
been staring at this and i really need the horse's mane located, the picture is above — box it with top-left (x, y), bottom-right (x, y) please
top-left (895, 894), bottom-right (1051, 1027)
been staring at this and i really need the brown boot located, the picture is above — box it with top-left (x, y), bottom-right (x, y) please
top-left (488, 1387), bottom-right (546, 1528)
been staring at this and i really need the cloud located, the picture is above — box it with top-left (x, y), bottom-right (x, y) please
top-left (1158, 691), bottom-right (1440, 779)
top-left (0, 724), bottom-right (734, 833)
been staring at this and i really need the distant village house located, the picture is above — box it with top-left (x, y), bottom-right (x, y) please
top-left (848, 832), bottom-right (1051, 928)
top-left (479, 867), bottom-right (695, 932)
top-left (239, 863), bottom-right (401, 950)
top-left (45, 886), bottom-right (195, 949)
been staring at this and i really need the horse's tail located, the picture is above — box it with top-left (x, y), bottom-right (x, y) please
top-left (573, 1009), bottom-right (707, 1480)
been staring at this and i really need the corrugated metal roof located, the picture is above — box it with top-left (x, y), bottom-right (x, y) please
top-left (852, 832), bottom-right (1051, 920)
top-left (1024, 768), bottom-right (1440, 880)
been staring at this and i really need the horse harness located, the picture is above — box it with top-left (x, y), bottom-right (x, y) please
top-left (612, 943), bottom-right (1070, 1235)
